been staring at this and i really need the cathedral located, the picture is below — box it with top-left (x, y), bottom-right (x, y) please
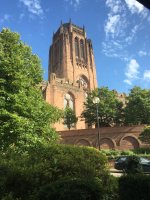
top-left (42, 21), bottom-right (97, 131)
top-left (42, 21), bottom-right (144, 150)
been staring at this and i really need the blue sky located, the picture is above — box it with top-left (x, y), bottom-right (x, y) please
top-left (0, 0), bottom-right (150, 93)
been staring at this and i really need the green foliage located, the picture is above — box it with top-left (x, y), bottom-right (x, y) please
top-left (0, 145), bottom-right (114, 200)
top-left (102, 175), bottom-right (119, 200)
top-left (133, 147), bottom-right (150, 154)
top-left (101, 149), bottom-right (134, 159)
top-left (101, 149), bottom-right (121, 157)
top-left (119, 174), bottom-right (150, 200)
top-left (139, 126), bottom-right (150, 145)
top-left (0, 28), bottom-right (62, 150)
top-left (124, 86), bottom-right (150, 125)
top-left (63, 107), bottom-right (78, 130)
top-left (37, 177), bottom-right (103, 200)
top-left (81, 87), bottom-right (124, 127)
top-left (120, 150), bottom-right (134, 156)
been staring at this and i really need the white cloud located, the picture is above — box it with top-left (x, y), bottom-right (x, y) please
top-left (125, 0), bottom-right (144, 14)
top-left (103, 0), bottom-right (128, 59)
top-left (105, 14), bottom-right (120, 38)
top-left (143, 70), bottom-right (150, 81)
top-left (125, 59), bottom-right (140, 79)
top-left (0, 14), bottom-right (10, 23)
top-left (104, 0), bottom-right (125, 39)
top-left (103, 0), bottom-right (149, 59)
top-left (19, 0), bottom-right (44, 17)
top-left (138, 50), bottom-right (147, 56)
top-left (125, 25), bottom-right (139, 44)
top-left (64, 0), bottom-right (81, 9)
top-left (124, 59), bottom-right (140, 85)
top-left (106, 0), bottom-right (121, 13)
top-left (124, 79), bottom-right (132, 85)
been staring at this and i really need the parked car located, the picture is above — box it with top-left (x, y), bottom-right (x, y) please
top-left (114, 156), bottom-right (150, 172)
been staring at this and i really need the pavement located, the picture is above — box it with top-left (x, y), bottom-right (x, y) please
top-left (110, 168), bottom-right (123, 177)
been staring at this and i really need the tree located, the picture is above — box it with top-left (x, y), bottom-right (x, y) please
top-left (139, 126), bottom-right (150, 145)
top-left (0, 28), bottom-right (63, 151)
top-left (81, 87), bottom-right (124, 127)
top-left (63, 107), bottom-right (78, 130)
top-left (124, 86), bottom-right (150, 125)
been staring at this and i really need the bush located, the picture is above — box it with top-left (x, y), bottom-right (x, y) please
top-left (133, 147), bottom-right (150, 155)
top-left (119, 174), bottom-right (150, 200)
top-left (102, 175), bottom-right (119, 200)
top-left (139, 126), bottom-right (150, 145)
top-left (37, 177), bottom-right (103, 200)
top-left (0, 145), bottom-right (113, 200)
top-left (101, 149), bottom-right (120, 157)
top-left (120, 150), bottom-right (134, 156)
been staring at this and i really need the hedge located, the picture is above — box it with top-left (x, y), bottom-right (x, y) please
top-left (119, 174), bottom-right (150, 200)
top-left (0, 144), bottom-right (118, 200)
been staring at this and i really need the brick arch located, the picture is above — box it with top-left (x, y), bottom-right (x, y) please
top-left (119, 134), bottom-right (141, 150)
top-left (96, 137), bottom-right (116, 150)
top-left (75, 139), bottom-right (91, 147)
top-left (77, 74), bottom-right (89, 82)
top-left (66, 91), bottom-right (75, 99)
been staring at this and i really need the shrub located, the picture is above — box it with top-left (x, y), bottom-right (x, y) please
top-left (102, 175), bottom-right (119, 200)
top-left (0, 145), bottom-right (112, 200)
top-left (119, 174), bottom-right (150, 200)
top-left (120, 150), bottom-right (134, 156)
top-left (101, 149), bottom-right (120, 157)
top-left (37, 177), bottom-right (103, 200)
top-left (132, 147), bottom-right (150, 155)
top-left (139, 126), bottom-right (150, 145)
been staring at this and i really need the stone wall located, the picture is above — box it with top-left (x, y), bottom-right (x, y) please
top-left (59, 125), bottom-right (145, 150)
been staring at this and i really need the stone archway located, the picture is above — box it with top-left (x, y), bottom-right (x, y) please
top-left (120, 135), bottom-right (140, 150)
top-left (96, 138), bottom-right (116, 149)
top-left (75, 139), bottom-right (91, 147)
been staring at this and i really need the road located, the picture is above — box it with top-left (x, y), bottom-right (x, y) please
top-left (110, 168), bottom-right (123, 177)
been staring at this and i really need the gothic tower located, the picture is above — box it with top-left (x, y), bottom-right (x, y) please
top-left (43, 21), bottom-right (98, 131)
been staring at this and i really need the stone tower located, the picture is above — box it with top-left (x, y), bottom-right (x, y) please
top-left (43, 21), bottom-right (97, 131)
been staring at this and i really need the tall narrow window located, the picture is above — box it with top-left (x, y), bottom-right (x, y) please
top-left (80, 39), bottom-right (85, 59)
top-left (89, 44), bottom-right (92, 66)
top-left (54, 43), bottom-right (57, 64)
top-left (64, 93), bottom-right (74, 110)
top-left (75, 37), bottom-right (79, 58)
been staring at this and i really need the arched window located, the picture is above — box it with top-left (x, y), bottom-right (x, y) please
top-left (75, 37), bottom-right (79, 58)
top-left (64, 93), bottom-right (74, 110)
top-left (80, 39), bottom-right (85, 59)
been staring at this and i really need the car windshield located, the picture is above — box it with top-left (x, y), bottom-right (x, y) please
top-left (118, 157), bottom-right (127, 162)
top-left (140, 158), bottom-right (150, 163)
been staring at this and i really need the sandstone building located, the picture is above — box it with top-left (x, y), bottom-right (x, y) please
top-left (42, 22), bottom-right (144, 150)
top-left (43, 21), bottom-right (97, 131)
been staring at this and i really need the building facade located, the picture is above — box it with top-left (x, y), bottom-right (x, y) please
top-left (41, 22), bottom-right (145, 150)
top-left (43, 21), bottom-right (97, 130)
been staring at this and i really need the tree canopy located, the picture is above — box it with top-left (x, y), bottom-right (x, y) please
top-left (0, 28), bottom-right (62, 151)
top-left (124, 86), bottom-right (150, 125)
top-left (139, 126), bottom-right (150, 145)
top-left (81, 87), bottom-right (124, 127)
top-left (63, 107), bottom-right (78, 130)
